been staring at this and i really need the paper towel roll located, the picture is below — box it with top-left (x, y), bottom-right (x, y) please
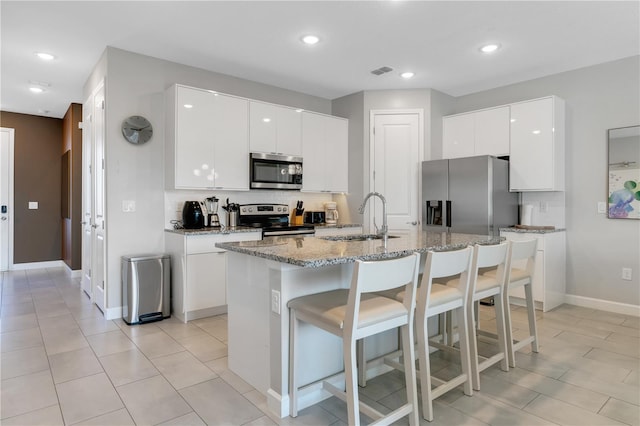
top-left (520, 204), bottom-right (534, 226)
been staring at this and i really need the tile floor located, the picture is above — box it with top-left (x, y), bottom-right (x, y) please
top-left (1, 267), bottom-right (638, 425)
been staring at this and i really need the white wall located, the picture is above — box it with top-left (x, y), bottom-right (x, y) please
top-left (85, 47), bottom-right (333, 314)
top-left (332, 91), bottom-right (364, 225)
top-left (451, 56), bottom-right (640, 307)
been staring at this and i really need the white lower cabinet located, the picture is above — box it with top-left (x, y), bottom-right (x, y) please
top-left (314, 226), bottom-right (363, 237)
top-left (165, 231), bottom-right (261, 322)
top-left (501, 230), bottom-right (566, 312)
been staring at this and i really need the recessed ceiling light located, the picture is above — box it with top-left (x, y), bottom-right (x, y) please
top-left (29, 87), bottom-right (44, 93)
top-left (301, 35), bottom-right (320, 45)
top-left (262, 118), bottom-right (272, 123)
top-left (480, 43), bottom-right (501, 54)
top-left (35, 52), bottom-right (55, 61)
top-left (184, 104), bottom-right (193, 109)
top-left (400, 72), bottom-right (415, 79)
top-left (295, 109), bottom-right (304, 113)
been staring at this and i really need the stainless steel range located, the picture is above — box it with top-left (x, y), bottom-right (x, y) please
top-left (238, 204), bottom-right (315, 237)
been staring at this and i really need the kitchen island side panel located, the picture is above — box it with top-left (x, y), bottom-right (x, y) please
top-left (226, 251), bottom-right (398, 418)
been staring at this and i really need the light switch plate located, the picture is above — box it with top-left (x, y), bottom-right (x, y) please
top-left (28, 201), bottom-right (38, 210)
top-left (122, 200), bottom-right (136, 212)
top-left (597, 202), bottom-right (607, 214)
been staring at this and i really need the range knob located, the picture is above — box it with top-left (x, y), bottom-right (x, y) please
top-left (241, 207), bottom-right (247, 212)
top-left (248, 207), bottom-right (253, 213)
top-left (277, 207), bottom-right (282, 212)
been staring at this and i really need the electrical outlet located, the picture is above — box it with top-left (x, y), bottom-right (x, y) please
top-left (539, 201), bottom-right (548, 213)
top-left (622, 268), bottom-right (632, 281)
top-left (271, 289), bottom-right (281, 314)
top-left (597, 202), bottom-right (607, 214)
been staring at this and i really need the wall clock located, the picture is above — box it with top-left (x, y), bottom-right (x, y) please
top-left (121, 115), bottom-right (153, 144)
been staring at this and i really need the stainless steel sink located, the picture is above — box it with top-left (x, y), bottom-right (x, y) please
top-left (319, 234), bottom-right (400, 242)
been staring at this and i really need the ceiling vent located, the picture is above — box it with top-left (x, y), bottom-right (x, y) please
top-left (371, 66), bottom-right (393, 76)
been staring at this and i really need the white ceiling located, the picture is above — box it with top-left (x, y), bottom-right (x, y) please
top-left (1, 1), bottom-right (639, 119)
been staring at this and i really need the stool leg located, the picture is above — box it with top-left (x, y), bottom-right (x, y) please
top-left (344, 338), bottom-right (360, 426)
top-left (524, 282), bottom-right (539, 353)
top-left (467, 298), bottom-right (481, 391)
top-left (456, 304), bottom-right (473, 397)
top-left (357, 339), bottom-right (367, 387)
top-left (289, 310), bottom-right (299, 417)
top-left (494, 291), bottom-right (509, 372)
top-left (401, 323), bottom-right (419, 426)
top-left (416, 313), bottom-right (434, 421)
top-left (503, 288), bottom-right (516, 368)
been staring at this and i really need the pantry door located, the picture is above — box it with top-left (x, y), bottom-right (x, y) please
top-left (370, 110), bottom-right (423, 232)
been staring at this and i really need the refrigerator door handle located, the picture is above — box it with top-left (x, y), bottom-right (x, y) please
top-left (446, 200), bottom-right (452, 228)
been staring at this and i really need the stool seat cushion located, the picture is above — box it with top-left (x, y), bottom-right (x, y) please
top-left (484, 267), bottom-right (530, 285)
top-left (288, 289), bottom-right (408, 331)
top-left (445, 275), bottom-right (499, 292)
top-left (379, 283), bottom-right (463, 308)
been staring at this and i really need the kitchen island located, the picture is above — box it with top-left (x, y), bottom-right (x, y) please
top-left (217, 231), bottom-right (500, 418)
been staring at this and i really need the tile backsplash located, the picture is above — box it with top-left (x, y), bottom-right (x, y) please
top-left (521, 191), bottom-right (566, 229)
top-left (165, 190), bottom-right (334, 228)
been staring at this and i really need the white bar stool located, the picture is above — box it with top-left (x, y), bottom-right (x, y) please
top-left (375, 247), bottom-right (475, 421)
top-left (466, 242), bottom-right (510, 390)
top-left (288, 253), bottom-right (421, 426)
top-left (484, 239), bottom-right (540, 367)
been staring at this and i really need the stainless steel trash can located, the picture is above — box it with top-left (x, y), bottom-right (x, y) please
top-left (122, 254), bottom-right (171, 325)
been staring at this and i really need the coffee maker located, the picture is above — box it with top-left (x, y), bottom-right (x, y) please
top-left (324, 201), bottom-right (339, 224)
top-left (204, 196), bottom-right (221, 228)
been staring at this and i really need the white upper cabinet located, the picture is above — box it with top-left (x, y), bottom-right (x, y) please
top-left (302, 112), bottom-right (348, 193)
top-left (443, 113), bottom-right (475, 158)
top-left (509, 96), bottom-right (565, 191)
top-left (166, 85), bottom-right (249, 190)
top-left (249, 101), bottom-right (302, 156)
top-left (443, 106), bottom-right (510, 159)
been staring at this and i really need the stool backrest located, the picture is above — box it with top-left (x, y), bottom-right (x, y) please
top-left (418, 246), bottom-right (473, 311)
top-left (506, 239), bottom-right (538, 283)
top-left (470, 242), bottom-right (509, 295)
top-left (345, 253), bottom-right (421, 336)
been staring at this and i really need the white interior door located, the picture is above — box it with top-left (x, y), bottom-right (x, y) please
top-left (92, 84), bottom-right (106, 313)
top-left (370, 111), bottom-right (422, 232)
top-left (0, 128), bottom-right (14, 271)
top-left (81, 101), bottom-right (93, 298)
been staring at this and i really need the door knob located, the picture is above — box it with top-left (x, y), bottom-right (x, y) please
top-left (406, 221), bottom-right (418, 226)
top-left (1, 217), bottom-right (6, 221)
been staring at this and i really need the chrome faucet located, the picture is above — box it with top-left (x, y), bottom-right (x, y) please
top-left (358, 192), bottom-right (388, 241)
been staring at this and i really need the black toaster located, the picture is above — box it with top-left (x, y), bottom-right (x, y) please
top-left (304, 211), bottom-right (325, 224)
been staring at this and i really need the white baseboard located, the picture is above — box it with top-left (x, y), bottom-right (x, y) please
top-left (64, 264), bottom-right (82, 278)
top-left (564, 294), bottom-right (640, 317)
top-left (11, 260), bottom-right (66, 270)
top-left (103, 306), bottom-right (123, 321)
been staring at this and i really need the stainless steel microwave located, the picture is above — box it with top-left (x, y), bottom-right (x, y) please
top-left (250, 153), bottom-right (303, 190)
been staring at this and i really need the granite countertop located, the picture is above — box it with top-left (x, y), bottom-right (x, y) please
top-left (217, 231), bottom-right (501, 268)
top-left (165, 226), bottom-right (261, 236)
top-left (311, 223), bottom-right (362, 229)
top-left (500, 227), bottom-right (566, 234)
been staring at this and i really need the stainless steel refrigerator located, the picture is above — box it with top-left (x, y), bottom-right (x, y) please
top-left (422, 156), bottom-right (518, 236)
